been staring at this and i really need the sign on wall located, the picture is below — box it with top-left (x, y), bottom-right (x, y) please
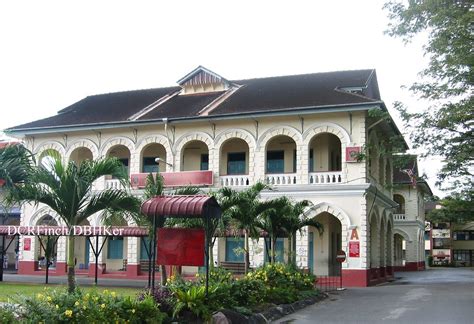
top-left (157, 228), bottom-right (205, 266)
top-left (349, 241), bottom-right (360, 257)
top-left (23, 238), bottom-right (31, 251)
top-left (346, 147), bottom-right (362, 162)
top-left (349, 228), bottom-right (360, 257)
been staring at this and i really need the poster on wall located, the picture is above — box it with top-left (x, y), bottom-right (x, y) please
top-left (349, 241), bottom-right (360, 257)
top-left (24, 238), bottom-right (31, 251)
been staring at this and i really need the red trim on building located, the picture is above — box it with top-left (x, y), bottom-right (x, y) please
top-left (131, 171), bottom-right (213, 189)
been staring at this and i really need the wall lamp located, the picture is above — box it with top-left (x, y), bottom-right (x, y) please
top-left (155, 157), bottom-right (173, 167)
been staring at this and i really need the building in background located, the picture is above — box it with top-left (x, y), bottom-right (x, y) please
top-left (392, 156), bottom-right (432, 271)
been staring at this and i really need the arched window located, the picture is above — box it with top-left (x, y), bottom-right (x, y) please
top-left (393, 194), bottom-right (405, 214)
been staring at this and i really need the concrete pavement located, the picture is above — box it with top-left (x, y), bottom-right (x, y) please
top-left (275, 268), bottom-right (474, 324)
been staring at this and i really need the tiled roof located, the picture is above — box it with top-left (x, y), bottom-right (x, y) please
top-left (8, 69), bottom-right (381, 131)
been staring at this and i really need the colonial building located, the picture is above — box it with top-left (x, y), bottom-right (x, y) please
top-left (6, 66), bottom-right (430, 286)
top-left (392, 157), bottom-right (432, 271)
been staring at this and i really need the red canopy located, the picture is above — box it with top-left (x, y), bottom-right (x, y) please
top-left (141, 195), bottom-right (221, 219)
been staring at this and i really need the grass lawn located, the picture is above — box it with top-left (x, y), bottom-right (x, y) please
top-left (0, 282), bottom-right (142, 302)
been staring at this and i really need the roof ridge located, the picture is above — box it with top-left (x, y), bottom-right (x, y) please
top-left (229, 68), bottom-right (376, 83)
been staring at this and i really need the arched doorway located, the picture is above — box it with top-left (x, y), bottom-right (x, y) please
top-left (393, 194), bottom-right (405, 214)
top-left (265, 135), bottom-right (297, 184)
top-left (181, 140), bottom-right (209, 171)
top-left (393, 233), bottom-right (406, 267)
top-left (35, 215), bottom-right (58, 270)
top-left (308, 133), bottom-right (342, 172)
top-left (140, 143), bottom-right (167, 173)
top-left (219, 138), bottom-right (250, 186)
top-left (69, 147), bottom-right (93, 165)
top-left (38, 149), bottom-right (61, 169)
top-left (369, 213), bottom-right (379, 270)
top-left (308, 212), bottom-right (342, 276)
top-left (107, 145), bottom-right (131, 175)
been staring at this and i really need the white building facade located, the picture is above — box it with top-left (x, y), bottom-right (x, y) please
top-left (7, 67), bottom-right (429, 286)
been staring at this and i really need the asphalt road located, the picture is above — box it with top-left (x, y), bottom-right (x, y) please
top-left (275, 268), bottom-right (474, 324)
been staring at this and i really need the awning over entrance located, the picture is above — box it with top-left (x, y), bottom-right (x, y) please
top-left (141, 195), bottom-right (221, 219)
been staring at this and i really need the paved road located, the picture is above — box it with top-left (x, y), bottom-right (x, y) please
top-left (275, 268), bottom-right (474, 324)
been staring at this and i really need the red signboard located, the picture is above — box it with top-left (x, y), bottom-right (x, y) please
top-left (346, 147), bottom-right (361, 162)
top-left (131, 171), bottom-right (213, 189)
top-left (24, 238), bottom-right (31, 251)
top-left (349, 241), bottom-right (360, 257)
top-left (336, 250), bottom-right (346, 263)
top-left (157, 228), bottom-right (205, 266)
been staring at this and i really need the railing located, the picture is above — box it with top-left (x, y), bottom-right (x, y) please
top-left (309, 171), bottom-right (343, 184)
top-left (393, 214), bottom-right (406, 221)
top-left (220, 175), bottom-right (250, 187)
top-left (105, 179), bottom-right (125, 190)
top-left (265, 173), bottom-right (297, 185)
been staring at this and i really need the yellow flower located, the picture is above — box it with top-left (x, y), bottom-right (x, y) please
top-left (64, 309), bottom-right (73, 317)
top-left (46, 296), bottom-right (52, 302)
top-left (111, 291), bottom-right (116, 297)
top-left (75, 301), bottom-right (80, 306)
top-left (131, 309), bottom-right (136, 314)
top-left (36, 293), bottom-right (43, 299)
top-left (103, 289), bottom-right (109, 294)
top-left (56, 305), bottom-right (59, 309)
top-left (83, 305), bottom-right (87, 310)
top-left (101, 303), bottom-right (106, 309)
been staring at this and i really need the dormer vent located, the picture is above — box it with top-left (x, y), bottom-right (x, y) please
top-left (177, 66), bottom-right (232, 95)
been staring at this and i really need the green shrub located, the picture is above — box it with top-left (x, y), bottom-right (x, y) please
top-left (246, 263), bottom-right (315, 291)
top-left (15, 288), bottom-right (165, 323)
top-left (0, 305), bottom-right (17, 324)
top-left (171, 285), bottom-right (211, 321)
top-left (245, 263), bottom-right (316, 304)
top-left (196, 267), bottom-right (233, 286)
top-left (230, 277), bottom-right (265, 307)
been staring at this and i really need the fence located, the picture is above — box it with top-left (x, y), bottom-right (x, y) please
top-left (315, 275), bottom-right (341, 292)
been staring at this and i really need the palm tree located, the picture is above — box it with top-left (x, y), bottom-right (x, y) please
top-left (221, 182), bottom-right (272, 273)
top-left (0, 143), bottom-right (34, 191)
top-left (281, 198), bottom-right (322, 268)
top-left (12, 154), bottom-right (141, 293)
top-left (257, 196), bottom-right (291, 264)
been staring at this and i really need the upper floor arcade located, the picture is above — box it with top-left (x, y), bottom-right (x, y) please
top-left (7, 67), bottom-right (404, 194)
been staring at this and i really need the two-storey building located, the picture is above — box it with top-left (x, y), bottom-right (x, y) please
top-left (6, 66), bottom-right (426, 286)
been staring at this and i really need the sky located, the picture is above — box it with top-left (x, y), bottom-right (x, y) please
top-left (0, 0), bottom-right (444, 196)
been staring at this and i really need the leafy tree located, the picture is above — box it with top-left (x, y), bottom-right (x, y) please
top-left (384, 1), bottom-right (473, 193)
top-left (427, 190), bottom-right (474, 224)
top-left (220, 182), bottom-right (272, 273)
top-left (10, 154), bottom-right (141, 293)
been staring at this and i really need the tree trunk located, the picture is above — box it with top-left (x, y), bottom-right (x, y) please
top-left (160, 265), bottom-right (167, 285)
top-left (67, 234), bottom-right (76, 293)
top-left (244, 230), bottom-right (249, 274)
top-left (291, 231), bottom-right (297, 267)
